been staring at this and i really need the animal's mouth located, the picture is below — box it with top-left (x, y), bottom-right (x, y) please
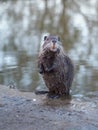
top-left (50, 42), bottom-right (57, 52)
top-left (52, 42), bottom-right (56, 49)
top-left (50, 42), bottom-right (60, 54)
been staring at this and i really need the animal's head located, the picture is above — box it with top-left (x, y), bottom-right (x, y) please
top-left (42, 35), bottom-right (62, 53)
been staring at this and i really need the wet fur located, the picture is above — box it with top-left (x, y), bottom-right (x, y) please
top-left (38, 35), bottom-right (74, 96)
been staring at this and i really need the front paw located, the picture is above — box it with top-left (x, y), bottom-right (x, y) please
top-left (38, 67), bottom-right (44, 74)
top-left (45, 67), bottom-right (54, 72)
top-left (39, 69), bottom-right (44, 74)
top-left (38, 64), bottom-right (45, 74)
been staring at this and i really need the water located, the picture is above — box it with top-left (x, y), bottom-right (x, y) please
top-left (0, 0), bottom-right (98, 98)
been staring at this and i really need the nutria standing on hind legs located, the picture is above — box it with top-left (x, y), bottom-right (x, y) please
top-left (37, 35), bottom-right (74, 98)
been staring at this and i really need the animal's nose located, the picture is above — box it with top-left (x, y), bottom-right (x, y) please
top-left (52, 39), bottom-right (57, 43)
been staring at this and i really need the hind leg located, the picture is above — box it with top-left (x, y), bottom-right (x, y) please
top-left (47, 93), bottom-right (60, 99)
top-left (47, 89), bottom-right (60, 99)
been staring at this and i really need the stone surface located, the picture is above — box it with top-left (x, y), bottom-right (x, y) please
top-left (0, 85), bottom-right (98, 130)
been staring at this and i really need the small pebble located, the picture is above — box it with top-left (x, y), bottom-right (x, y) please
top-left (33, 99), bottom-right (36, 102)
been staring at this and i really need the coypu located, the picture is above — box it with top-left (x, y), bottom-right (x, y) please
top-left (37, 35), bottom-right (74, 98)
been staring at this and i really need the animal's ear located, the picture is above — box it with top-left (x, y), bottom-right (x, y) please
top-left (44, 36), bottom-right (47, 41)
top-left (58, 37), bottom-right (60, 41)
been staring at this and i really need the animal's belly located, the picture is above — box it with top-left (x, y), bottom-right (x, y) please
top-left (43, 72), bottom-right (65, 89)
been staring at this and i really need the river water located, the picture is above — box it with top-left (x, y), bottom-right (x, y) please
top-left (0, 0), bottom-right (98, 98)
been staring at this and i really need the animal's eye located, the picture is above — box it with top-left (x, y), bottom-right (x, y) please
top-left (44, 36), bottom-right (47, 41)
top-left (46, 38), bottom-right (49, 41)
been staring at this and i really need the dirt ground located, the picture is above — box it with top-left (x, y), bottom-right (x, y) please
top-left (0, 85), bottom-right (98, 130)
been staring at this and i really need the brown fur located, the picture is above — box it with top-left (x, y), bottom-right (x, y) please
top-left (38, 35), bottom-right (74, 96)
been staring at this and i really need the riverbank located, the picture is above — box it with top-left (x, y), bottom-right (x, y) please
top-left (0, 85), bottom-right (98, 130)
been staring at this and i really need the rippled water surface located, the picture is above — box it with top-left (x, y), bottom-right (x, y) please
top-left (0, 0), bottom-right (98, 97)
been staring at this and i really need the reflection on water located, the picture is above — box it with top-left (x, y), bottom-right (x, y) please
top-left (0, 0), bottom-right (98, 97)
top-left (0, 51), bottom-right (39, 92)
